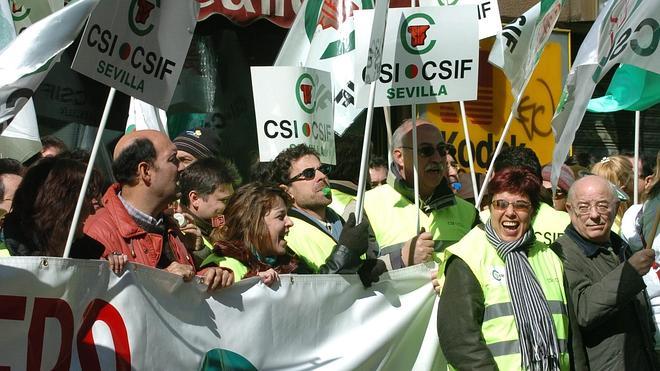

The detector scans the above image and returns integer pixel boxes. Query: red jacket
[84,183,196,271]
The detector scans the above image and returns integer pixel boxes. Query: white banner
[354,6,479,108]
[417,0,501,39]
[71,0,198,109]
[252,66,336,164]
[550,0,660,190]
[0,257,442,370]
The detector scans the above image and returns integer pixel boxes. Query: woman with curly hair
[202,182,313,285]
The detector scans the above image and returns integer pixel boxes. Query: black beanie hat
[172,127,222,160]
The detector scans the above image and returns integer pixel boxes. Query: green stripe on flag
[587,64,660,112]
[320,30,355,59]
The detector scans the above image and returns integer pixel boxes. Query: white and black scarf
[485,220,561,371]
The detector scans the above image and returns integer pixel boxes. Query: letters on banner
[354,6,479,108]
[251,66,336,164]
[0,257,442,370]
[71,0,199,109]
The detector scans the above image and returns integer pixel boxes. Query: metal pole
[459,101,478,202]
[63,88,116,258]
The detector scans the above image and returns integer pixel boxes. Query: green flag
[587,64,660,112]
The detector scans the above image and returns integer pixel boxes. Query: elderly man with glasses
[269,144,385,285]
[552,175,659,370]
[364,118,479,269]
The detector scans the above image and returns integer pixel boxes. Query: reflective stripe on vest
[285,216,337,273]
[483,300,567,322]
[487,339,568,358]
[444,227,570,370]
[364,184,475,260]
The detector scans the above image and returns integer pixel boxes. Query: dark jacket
[552,225,658,371]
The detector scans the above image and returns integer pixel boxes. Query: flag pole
[384,106,393,166]
[412,104,421,233]
[475,108,516,208]
[476,74,533,207]
[634,110,640,204]
[355,83,377,224]
[459,101,478,203]
[63,88,116,258]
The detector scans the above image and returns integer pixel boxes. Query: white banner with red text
[0,257,443,370]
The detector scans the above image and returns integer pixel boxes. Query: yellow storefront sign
[426,39,565,173]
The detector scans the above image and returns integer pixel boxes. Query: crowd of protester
[0,119,658,370]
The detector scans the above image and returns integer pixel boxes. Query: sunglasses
[401,143,447,158]
[491,199,532,212]
[288,164,333,183]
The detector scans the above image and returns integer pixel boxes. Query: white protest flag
[0,0,40,161]
[416,0,501,39]
[125,97,168,134]
[10,0,64,34]
[275,0,373,135]
[0,258,443,370]
[0,0,99,126]
[488,0,563,105]
[550,0,660,190]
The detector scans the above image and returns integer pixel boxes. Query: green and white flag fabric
[488,0,564,105]
[275,0,373,135]
[0,0,40,161]
[587,64,660,112]
[0,0,98,126]
[551,0,660,191]
[126,97,168,134]
[10,0,64,34]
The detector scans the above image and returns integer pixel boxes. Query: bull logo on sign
[128,0,160,36]
[295,73,317,114]
[400,13,436,55]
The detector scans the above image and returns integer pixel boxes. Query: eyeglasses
[491,199,532,212]
[400,143,447,158]
[288,164,333,183]
[571,202,611,215]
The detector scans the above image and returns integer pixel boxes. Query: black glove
[358,259,387,287]
[338,213,369,256]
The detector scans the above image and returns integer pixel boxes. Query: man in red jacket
[84,130,232,290]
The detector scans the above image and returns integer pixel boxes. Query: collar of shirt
[292,207,343,241]
[564,223,626,260]
[118,192,164,233]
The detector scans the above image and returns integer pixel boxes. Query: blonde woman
[591,155,634,233]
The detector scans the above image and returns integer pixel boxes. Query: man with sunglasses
[364,119,479,269]
[552,175,658,370]
[270,145,384,283]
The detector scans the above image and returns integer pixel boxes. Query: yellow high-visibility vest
[441,227,570,370]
